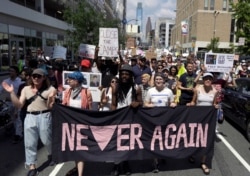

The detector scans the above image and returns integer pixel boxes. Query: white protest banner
[79,44,96,59]
[53,46,67,59]
[98,28,118,57]
[204,53,234,73]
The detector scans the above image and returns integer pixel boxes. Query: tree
[232,0,250,55]
[206,37,220,52]
[63,0,123,56]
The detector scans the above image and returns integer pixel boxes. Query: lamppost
[213,10,220,38]
[122,19,139,48]
[212,10,220,52]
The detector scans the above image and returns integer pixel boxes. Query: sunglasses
[32,74,42,79]
[111,80,117,83]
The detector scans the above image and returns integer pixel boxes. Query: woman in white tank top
[187,72,220,175]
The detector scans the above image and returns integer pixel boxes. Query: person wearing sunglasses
[99,76,118,111]
[1,68,57,176]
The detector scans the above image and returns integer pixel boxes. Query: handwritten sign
[204,53,234,73]
[145,50,157,60]
[79,44,96,59]
[98,28,118,57]
[53,46,67,60]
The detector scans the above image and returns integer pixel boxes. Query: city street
[0,75,250,176]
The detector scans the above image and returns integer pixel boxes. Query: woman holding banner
[62,71,92,176]
[144,72,176,173]
[187,72,219,175]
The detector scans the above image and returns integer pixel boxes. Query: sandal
[201,163,210,175]
[65,167,78,176]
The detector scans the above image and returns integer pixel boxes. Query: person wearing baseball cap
[81,59,92,72]
[1,67,57,176]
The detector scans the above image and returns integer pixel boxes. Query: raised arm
[2,81,25,109]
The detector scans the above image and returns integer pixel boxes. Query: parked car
[222,78,250,141]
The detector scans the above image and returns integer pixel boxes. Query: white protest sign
[53,46,67,59]
[62,71,102,102]
[98,28,119,57]
[204,53,234,73]
[79,44,96,59]
[43,46,54,59]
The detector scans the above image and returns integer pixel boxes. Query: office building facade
[0,0,125,69]
[155,18,175,49]
[171,0,238,56]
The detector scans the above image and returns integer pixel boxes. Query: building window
[204,0,208,10]
[228,0,233,12]
[210,0,215,10]
[223,0,227,11]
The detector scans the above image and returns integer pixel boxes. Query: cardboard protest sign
[204,53,234,73]
[145,50,157,60]
[126,37,136,49]
[52,46,67,60]
[98,28,119,57]
[79,44,96,59]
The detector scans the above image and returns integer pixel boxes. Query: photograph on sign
[79,44,96,59]
[98,28,119,57]
[204,53,234,72]
[88,73,102,102]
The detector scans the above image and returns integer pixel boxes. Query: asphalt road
[0,74,250,176]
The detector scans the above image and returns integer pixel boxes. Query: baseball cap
[81,59,91,68]
[202,72,214,79]
[32,68,46,76]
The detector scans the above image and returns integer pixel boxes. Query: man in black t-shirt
[178,62,197,105]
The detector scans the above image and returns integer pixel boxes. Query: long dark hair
[116,72,137,104]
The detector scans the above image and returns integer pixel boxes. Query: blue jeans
[24,112,52,166]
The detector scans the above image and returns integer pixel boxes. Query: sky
[126,0,177,29]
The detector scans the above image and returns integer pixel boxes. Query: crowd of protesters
[0,47,250,176]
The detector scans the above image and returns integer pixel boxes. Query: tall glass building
[136,2,143,35]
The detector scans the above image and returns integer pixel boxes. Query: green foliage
[206,37,220,52]
[232,0,250,55]
[63,0,123,54]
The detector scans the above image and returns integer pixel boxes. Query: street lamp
[212,11,220,52]
[213,10,220,38]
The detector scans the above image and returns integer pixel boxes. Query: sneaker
[66,167,78,176]
[111,164,120,176]
[122,161,131,175]
[152,159,159,173]
[26,168,38,176]
[47,155,57,166]
[12,135,22,144]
